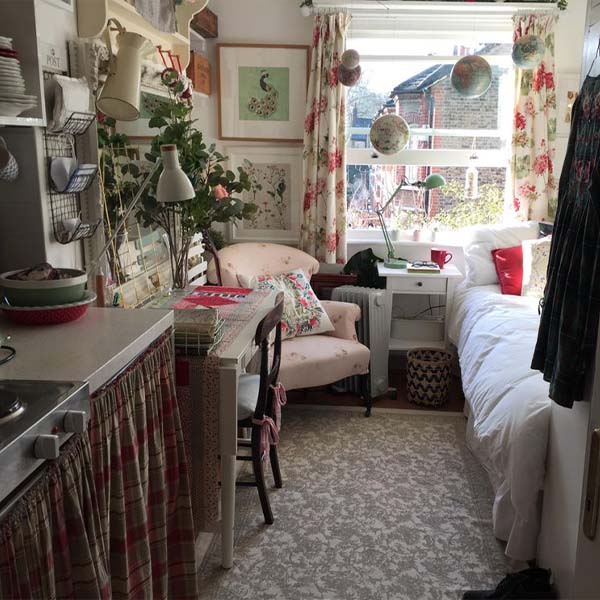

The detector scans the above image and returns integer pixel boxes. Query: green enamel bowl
[0,269,88,307]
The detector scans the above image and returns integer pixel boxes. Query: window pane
[347,164,505,231]
[346,43,513,151]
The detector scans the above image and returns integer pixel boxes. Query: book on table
[407,261,441,274]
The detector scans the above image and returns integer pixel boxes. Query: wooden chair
[236,293,285,524]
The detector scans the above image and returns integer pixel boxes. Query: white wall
[554,0,588,176]
[191,0,313,141]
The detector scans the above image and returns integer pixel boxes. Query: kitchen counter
[0,307,173,393]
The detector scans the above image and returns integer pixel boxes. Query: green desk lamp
[376,173,446,268]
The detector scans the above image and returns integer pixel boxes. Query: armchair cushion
[279,335,370,391]
[239,269,334,340]
[321,300,361,341]
[207,243,320,286]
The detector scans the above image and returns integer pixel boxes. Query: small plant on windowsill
[134,69,256,288]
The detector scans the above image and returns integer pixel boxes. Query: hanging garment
[531,75,600,408]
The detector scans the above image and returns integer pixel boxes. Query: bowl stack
[0,36,37,117]
[0,266,96,325]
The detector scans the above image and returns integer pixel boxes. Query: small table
[377,263,463,353]
[149,288,277,569]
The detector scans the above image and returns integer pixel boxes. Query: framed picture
[226,146,303,243]
[116,90,171,140]
[217,43,310,143]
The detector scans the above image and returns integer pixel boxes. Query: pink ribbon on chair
[252,415,279,462]
[271,382,287,431]
[251,382,287,461]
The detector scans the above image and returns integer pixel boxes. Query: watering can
[96,19,149,121]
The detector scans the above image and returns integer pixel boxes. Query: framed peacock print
[217,44,309,143]
[226,146,302,243]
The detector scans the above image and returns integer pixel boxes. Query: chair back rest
[207,243,320,286]
[253,292,284,420]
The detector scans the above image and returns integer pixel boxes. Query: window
[346,34,514,233]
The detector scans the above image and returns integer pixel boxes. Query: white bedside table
[377,262,463,353]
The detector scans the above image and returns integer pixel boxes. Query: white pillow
[522,237,552,298]
[239,268,334,340]
[463,221,540,287]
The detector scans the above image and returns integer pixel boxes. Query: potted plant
[135,70,256,288]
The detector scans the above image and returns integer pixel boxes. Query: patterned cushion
[521,236,552,298]
[239,269,334,340]
[278,334,370,391]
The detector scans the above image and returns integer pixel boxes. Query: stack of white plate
[0,36,37,117]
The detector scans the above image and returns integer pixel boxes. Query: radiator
[331,286,389,397]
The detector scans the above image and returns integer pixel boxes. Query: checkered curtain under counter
[0,435,111,599]
[89,332,197,599]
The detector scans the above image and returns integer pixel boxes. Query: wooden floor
[287,368,466,413]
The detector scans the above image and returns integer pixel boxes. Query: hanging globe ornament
[341,49,361,70]
[512,34,545,69]
[369,114,410,155]
[337,63,362,87]
[451,55,492,98]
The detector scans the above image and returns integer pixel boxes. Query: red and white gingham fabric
[90,332,197,600]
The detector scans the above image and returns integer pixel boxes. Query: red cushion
[492,245,523,295]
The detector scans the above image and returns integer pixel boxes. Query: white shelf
[76,0,208,70]
[0,115,45,128]
[389,338,446,352]
[0,0,47,127]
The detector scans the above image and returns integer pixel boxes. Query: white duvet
[448,284,551,561]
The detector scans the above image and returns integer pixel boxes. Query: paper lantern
[370,114,410,155]
[342,49,360,70]
[451,56,492,98]
[337,63,362,87]
[512,34,545,69]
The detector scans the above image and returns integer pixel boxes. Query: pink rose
[213,185,229,200]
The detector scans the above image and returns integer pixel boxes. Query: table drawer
[389,277,447,294]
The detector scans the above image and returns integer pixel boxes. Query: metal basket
[406,348,453,407]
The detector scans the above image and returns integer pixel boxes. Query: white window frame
[345,23,517,238]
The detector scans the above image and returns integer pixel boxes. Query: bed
[447,282,551,561]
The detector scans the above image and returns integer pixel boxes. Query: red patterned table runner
[175,289,271,533]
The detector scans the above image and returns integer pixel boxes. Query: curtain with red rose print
[301,13,350,264]
[511,13,558,221]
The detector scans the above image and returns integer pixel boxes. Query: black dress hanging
[531,75,600,408]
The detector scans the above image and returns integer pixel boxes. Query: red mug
[431,248,453,269]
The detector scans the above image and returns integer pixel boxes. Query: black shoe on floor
[462,568,557,599]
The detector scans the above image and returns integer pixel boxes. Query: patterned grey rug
[198,407,509,600]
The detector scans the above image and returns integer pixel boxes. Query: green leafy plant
[430,181,504,230]
[134,71,256,287]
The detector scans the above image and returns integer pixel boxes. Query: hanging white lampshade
[96,19,149,121]
[157,145,195,204]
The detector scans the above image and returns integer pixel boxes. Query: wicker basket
[406,348,453,407]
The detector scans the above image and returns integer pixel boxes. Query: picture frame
[226,146,303,243]
[217,43,310,143]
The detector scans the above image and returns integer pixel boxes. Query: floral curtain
[0,435,110,599]
[301,13,350,264]
[511,13,558,221]
[90,332,197,600]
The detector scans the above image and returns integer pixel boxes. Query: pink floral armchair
[207,243,372,414]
